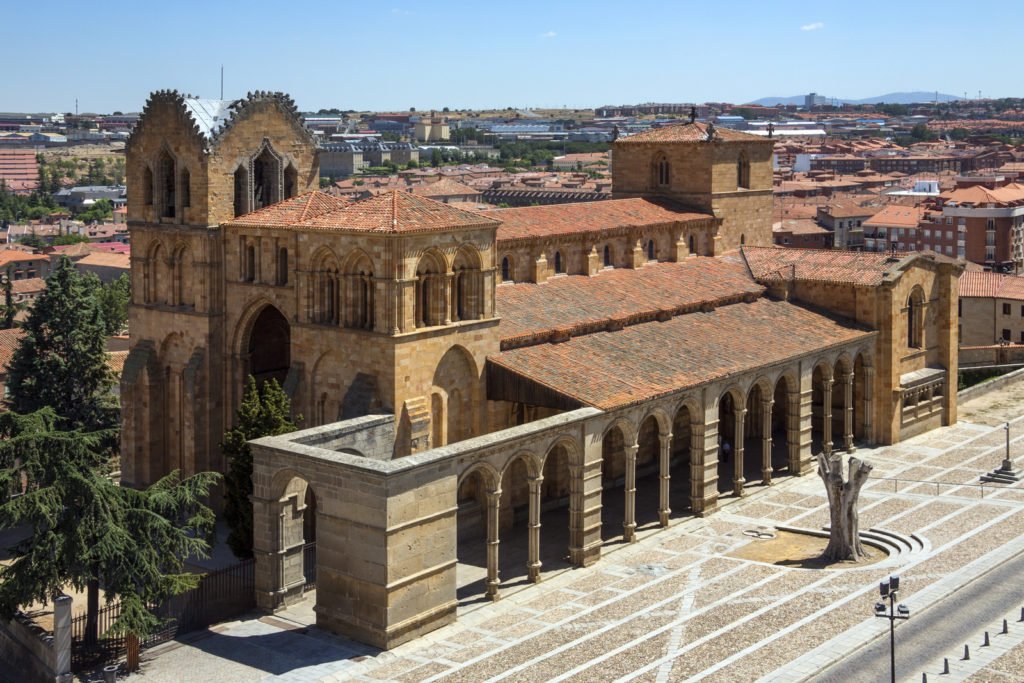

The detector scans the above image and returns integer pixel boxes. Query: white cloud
[540,31,557,39]
[800,21,824,31]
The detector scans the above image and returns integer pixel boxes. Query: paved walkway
[127,384,1024,683]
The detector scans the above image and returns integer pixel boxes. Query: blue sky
[3,1,1018,113]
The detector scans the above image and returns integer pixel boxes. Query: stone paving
[127,384,1024,683]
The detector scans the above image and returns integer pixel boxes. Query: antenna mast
[220,65,224,99]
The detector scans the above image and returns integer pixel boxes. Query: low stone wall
[0,596,71,683]
[292,414,395,460]
[959,344,1024,368]
[958,366,1024,403]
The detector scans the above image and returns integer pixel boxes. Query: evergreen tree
[1,268,16,330]
[5,257,116,431]
[223,377,299,558]
[0,409,218,642]
[98,273,131,336]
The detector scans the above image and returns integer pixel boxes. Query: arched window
[501,256,511,282]
[737,152,750,190]
[341,251,374,330]
[158,150,176,219]
[647,239,656,261]
[603,244,611,267]
[452,247,482,321]
[907,287,925,348]
[554,251,563,274]
[740,233,746,246]
[277,247,288,286]
[253,146,281,210]
[416,252,446,328]
[143,166,154,206]
[655,154,670,187]
[233,166,247,217]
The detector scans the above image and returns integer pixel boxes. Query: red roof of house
[485,198,713,242]
[959,271,1024,300]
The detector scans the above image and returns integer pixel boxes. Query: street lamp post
[874,574,910,683]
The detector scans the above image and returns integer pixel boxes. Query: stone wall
[0,597,71,683]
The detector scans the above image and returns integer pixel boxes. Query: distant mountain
[747,92,962,107]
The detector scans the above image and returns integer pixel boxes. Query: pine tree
[223,377,299,558]
[5,256,116,431]
[0,409,218,643]
[98,274,131,336]
[1,267,16,330]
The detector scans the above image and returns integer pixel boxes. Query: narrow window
[656,156,670,186]
[160,151,175,218]
[1003,303,1011,315]
[737,152,750,189]
[603,244,611,267]
[501,256,511,282]
[234,166,247,217]
[689,235,696,254]
[277,247,288,286]
[180,168,191,210]
[284,164,298,200]
[143,167,154,206]
[245,245,256,283]
[647,239,655,260]
[740,233,746,246]
[554,251,563,274]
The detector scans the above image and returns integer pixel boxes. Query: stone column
[658,431,672,527]
[623,444,638,542]
[733,407,747,496]
[53,594,71,679]
[568,463,585,566]
[822,376,834,456]
[415,277,425,328]
[842,371,855,452]
[693,419,717,516]
[253,493,306,611]
[486,488,501,600]
[793,382,810,474]
[863,364,874,443]
[761,397,773,485]
[444,273,454,324]
[527,475,543,582]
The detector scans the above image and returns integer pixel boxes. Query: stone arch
[416,249,447,328]
[853,351,870,440]
[452,245,484,321]
[432,345,479,445]
[458,461,500,493]
[670,399,697,514]
[907,285,926,349]
[171,243,195,308]
[771,372,797,475]
[811,361,835,455]
[242,303,291,388]
[602,416,638,448]
[253,141,284,210]
[340,248,375,330]
[310,246,341,325]
[144,240,168,305]
[716,386,744,495]
[737,150,751,189]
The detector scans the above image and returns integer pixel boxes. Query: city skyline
[2,0,1020,113]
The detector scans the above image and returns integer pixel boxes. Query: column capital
[625,444,639,458]
[486,489,502,504]
[527,475,545,488]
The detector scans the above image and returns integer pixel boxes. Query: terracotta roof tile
[486,198,713,242]
[302,190,500,233]
[408,178,480,198]
[616,121,768,144]
[229,191,350,227]
[740,246,910,286]
[863,205,926,229]
[490,298,872,410]
[960,271,1024,300]
[497,259,763,346]
[0,328,25,373]
[11,278,45,294]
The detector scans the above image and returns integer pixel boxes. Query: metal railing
[871,476,1017,498]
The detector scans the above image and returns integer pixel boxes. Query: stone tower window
[284,164,298,200]
[415,251,446,328]
[603,244,611,267]
[554,251,563,274]
[253,146,282,210]
[158,150,176,219]
[233,167,247,217]
[245,244,256,283]
[737,151,751,190]
[342,251,374,330]
[143,167,154,206]
[452,247,482,321]
[501,256,511,282]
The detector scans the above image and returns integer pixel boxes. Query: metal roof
[182,98,236,140]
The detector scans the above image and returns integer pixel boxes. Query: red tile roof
[740,246,910,286]
[485,198,713,242]
[11,278,46,295]
[959,271,1024,300]
[616,121,768,144]
[497,259,763,346]
[231,190,499,234]
[0,251,49,267]
[408,178,480,198]
[0,328,25,374]
[863,205,926,229]
[490,298,872,410]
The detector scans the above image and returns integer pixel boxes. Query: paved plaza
[127,380,1024,683]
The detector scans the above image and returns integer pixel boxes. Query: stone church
[121,90,960,649]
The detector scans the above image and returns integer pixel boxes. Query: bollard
[963,644,970,660]
[1020,607,1024,622]
[942,657,950,674]
[983,631,990,646]
[922,674,927,683]
[1003,618,1009,634]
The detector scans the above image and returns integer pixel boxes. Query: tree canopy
[0,409,218,639]
[5,256,117,432]
[223,377,300,558]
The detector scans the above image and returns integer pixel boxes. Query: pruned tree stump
[817,452,873,562]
